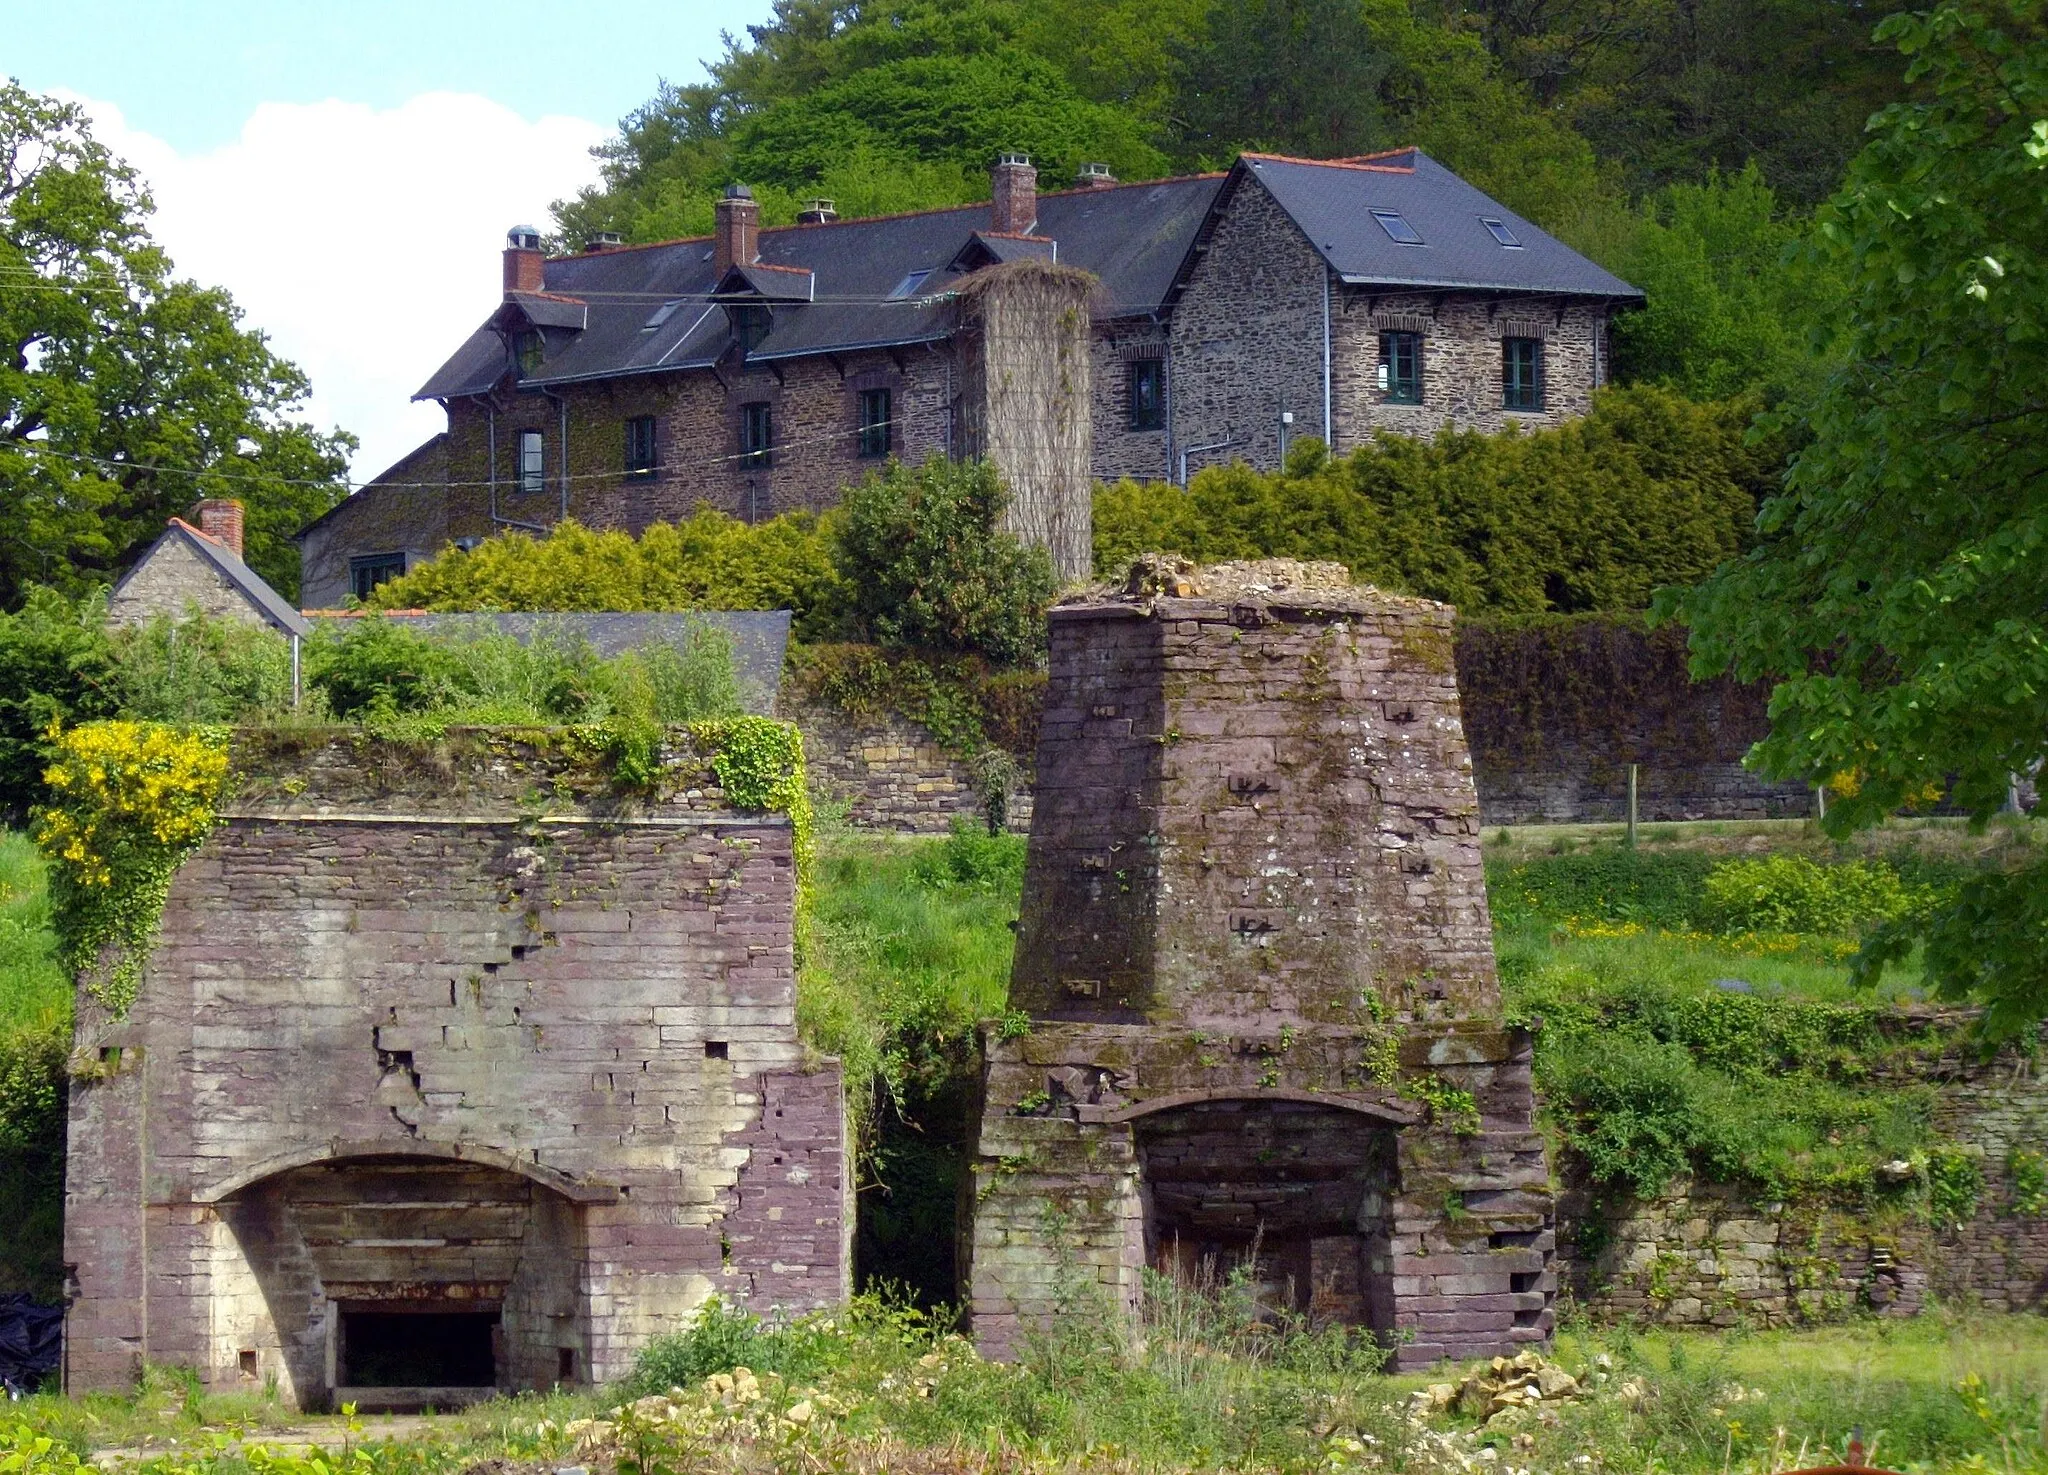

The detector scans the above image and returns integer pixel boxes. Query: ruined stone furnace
[965,562,1554,1367]
[63,733,846,1408]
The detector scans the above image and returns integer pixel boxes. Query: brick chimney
[1075,162,1117,190]
[503,224,544,295]
[991,153,1037,234]
[190,499,245,560]
[714,185,760,274]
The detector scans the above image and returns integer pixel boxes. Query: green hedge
[1094,385,1777,615]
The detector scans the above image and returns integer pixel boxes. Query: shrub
[0,590,119,825]
[306,616,740,727]
[366,510,844,639]
[1093,385,1773,614]
[1700,855,1921,936]
[109,611,295,724]
[835,457,1057,663]
[908,817,1027,894]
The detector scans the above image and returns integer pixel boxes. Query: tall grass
[0,832,68,1297]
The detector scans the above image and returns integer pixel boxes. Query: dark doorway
[339,1309,498,1387]
[1135,1100,1397,1328]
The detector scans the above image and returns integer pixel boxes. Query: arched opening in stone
[1134,1099,1398,1330]
[217,1156,587,1410]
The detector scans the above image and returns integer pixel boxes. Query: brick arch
[194,1138,619,1205]
[1085,1086,1422,1127]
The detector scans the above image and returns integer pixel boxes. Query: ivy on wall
[34,721,230,1019]
[1455,614,1770,770]
[787,643,1045,764]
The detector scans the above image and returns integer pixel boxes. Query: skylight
[1482,217,1523,248]
[641,300,684,331]
[1371,210,1424,245]
[888,268,934,300]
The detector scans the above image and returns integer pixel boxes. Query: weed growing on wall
[33,722,230,1019]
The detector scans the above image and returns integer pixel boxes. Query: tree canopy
[0,83,349,604]
[1667,0,2048,1033]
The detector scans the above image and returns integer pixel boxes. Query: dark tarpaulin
[0,1295,61,1394]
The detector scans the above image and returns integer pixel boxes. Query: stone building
[108,499,310,641]
[63,730,845,1408]
[964,561,1553,1368]
[297,435,449,610]
[304,151,1637,585]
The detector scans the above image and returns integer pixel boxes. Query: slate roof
[416,175,1225,400]
[112,520,313,639]
[1239,150,1643,299]
[302,610,791,715]
[416,151,1637,401]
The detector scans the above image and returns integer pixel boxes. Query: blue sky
[8,0,775,483]
[8,0,769,150]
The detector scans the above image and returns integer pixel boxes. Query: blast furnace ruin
[63,730,845,1408]
[965,560,1554,1367]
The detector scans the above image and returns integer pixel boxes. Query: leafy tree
[0,84,351,603]
[1097,385,1770,612]
[1435,0,1914,203]
[1592,165,1850,402]
[0,588,118,824]
[835,456,1056,663]
[1667,0,2048,1034]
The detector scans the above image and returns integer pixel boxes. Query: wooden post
[1626,763,1638,848]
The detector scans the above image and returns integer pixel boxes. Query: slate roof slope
[112,520,313,639]
[1241,150,1642,299]
[416,175,1224,400]
[302,610,791,715]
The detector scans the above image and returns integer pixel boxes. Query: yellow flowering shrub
[34,721,230,1017]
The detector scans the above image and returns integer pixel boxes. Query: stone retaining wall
[1562,1024,2048,1325]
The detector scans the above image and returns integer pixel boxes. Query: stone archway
[216,1154,588,1410]
[1132,1098,1399,1331]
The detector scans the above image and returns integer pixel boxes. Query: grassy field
[11,1302,2048,1474]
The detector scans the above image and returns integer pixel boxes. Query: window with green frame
[1378,331,1422,404]
[1502,337,1545,411]
[856,387,893,458]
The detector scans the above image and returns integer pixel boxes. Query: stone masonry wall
[107,535,274,631]
[778,696,1033,834]
[441,344,955,540]
[1168,173,1329,477]
[63,730,847,1407]
[300,436,450,610]
[1563,1021,2048,1325]
[1329,293,1606,444]
[967,566,1555,1370]
[791,617,1810,835]
[1091,321,1172,484]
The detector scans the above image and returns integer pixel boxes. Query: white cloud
[70,91,606,481]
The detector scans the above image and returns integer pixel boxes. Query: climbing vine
[34,721,231,1018]
[690,716,814,904]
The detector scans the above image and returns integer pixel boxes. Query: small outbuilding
[108,499,311,640]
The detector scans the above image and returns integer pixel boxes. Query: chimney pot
[190,499,245,561]
[582,230,624,252]
[1076,162,1117,190]
[796,198,838,225]
[990,152,1038,235]
[714,184,760,275]
[503,224,545,296]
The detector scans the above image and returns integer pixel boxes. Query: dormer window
[1371,210,1424,245]
[1482,217,1523,247]
[512,327,543,373]
[734,303,771,355]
